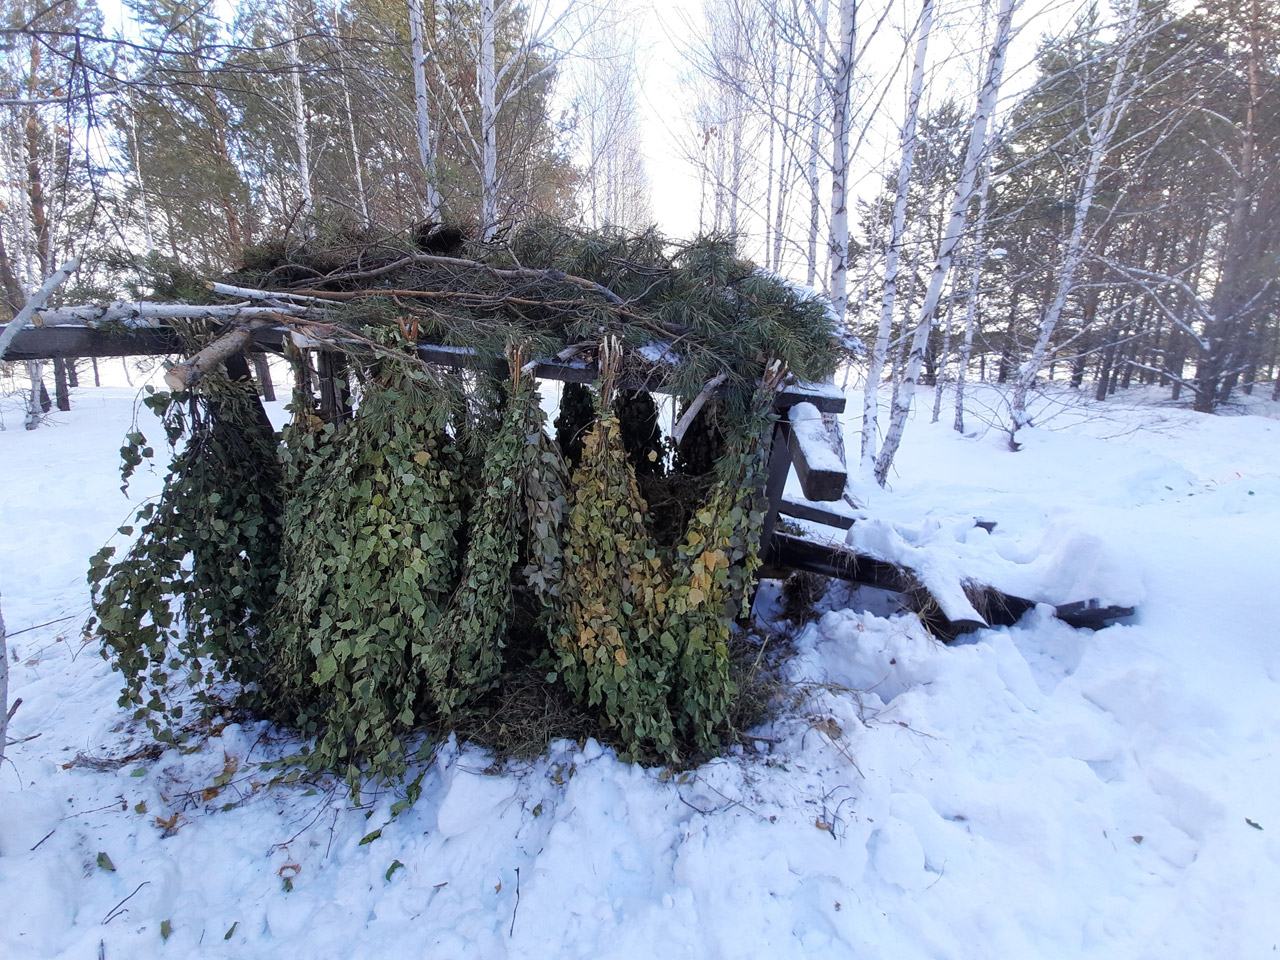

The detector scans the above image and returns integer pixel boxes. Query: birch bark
[954,167,991,433]
[804,0,829,289]
[827,0,857,325]
[874,0,1016,485]
[860,0,935,476]
[408,0,442,219]
[1007,0,1141,443]
[479,0,499,240]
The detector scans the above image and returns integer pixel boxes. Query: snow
[636,341,680,365]
[3,382,1280,958]
[788,401,846,475]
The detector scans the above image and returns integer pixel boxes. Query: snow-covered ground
[2,381,1278,959]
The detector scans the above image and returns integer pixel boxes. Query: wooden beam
[1,323,847,415]
[787,427,846,502]
[764,532,1134,638]
[758,420,794,552]
[778,498,855,530]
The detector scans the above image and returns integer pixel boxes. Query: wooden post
[251,354,276,402]
[53,358,71,411]
[759,419,793,565]
[316,351,352,423]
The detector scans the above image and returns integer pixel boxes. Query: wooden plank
[758,420,794,552]
[764,532,1133,639]
[787,421,847,501]
[774,386,845,414]
[778,498,855,529]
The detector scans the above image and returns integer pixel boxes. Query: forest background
[0,0,1276,447]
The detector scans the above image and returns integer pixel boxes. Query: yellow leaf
[413,450,432,465]
[687,587,705,606]
[614,647,628,666]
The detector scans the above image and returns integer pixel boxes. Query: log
[1,320,848,417]
[0,256,80,360]
[164,322,268,392]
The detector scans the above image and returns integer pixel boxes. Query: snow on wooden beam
[763,531,1134,639]
[787,401,848,501]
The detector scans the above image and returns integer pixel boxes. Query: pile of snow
[845,512,1145,611]
[2,383,1279,958]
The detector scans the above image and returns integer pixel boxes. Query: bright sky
[93,0,1080,254]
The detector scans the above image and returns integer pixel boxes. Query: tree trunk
[286,24,314,238]
[252,354,276,402]
[955,169,991,433]
[932,286,955,422]
[862,0,934,474]
[805,0,829,289]
[53,357,70,411]
[827,0,857,326]
[873,0,1016,485]
[479,0,499,240]
[408,0,442,219]
[1008,0,1142,443]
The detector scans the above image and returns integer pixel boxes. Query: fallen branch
[298,251,626,305]
[205,281,336,305]
[671,373,728,444]
[164,318,278,392]
[0,256,80,359]
[19,301,305,329]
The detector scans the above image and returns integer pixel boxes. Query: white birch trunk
[25,361,42,430]
[1007,0,1141,444]
[827,0,857,324]
[874,0,1016,486]
[408,0,442,220]
[932,284,955,422]
[954,167,991,433]
[337,24,372,227]
[286,30,314,238]
[804,0,829,289]
[479,0,499,240]
[127,96,155,252]
[860,0,935,476]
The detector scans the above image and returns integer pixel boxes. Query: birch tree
[1006,0,1143,446]
[426,0,586,240]
[952,165,991,433]
[569,4,650,229]
[873,0,1017,485]
[860,0,936,476]
[826,0,857,325]
[408,0,442,219]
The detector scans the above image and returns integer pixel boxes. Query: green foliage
[267,361,467,785]
[552,381,774,759]
[89,378,282,738]
[425,373,564,714]
[90,290,799,781]
[660,398,774,751]
[555,411,677,756]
